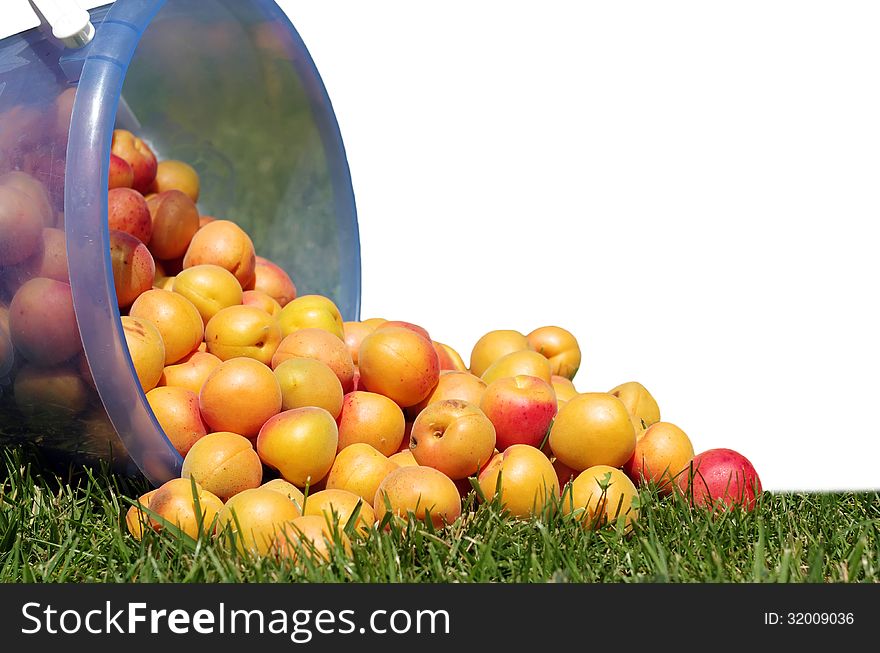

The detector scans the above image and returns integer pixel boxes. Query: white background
[277,1,880,492]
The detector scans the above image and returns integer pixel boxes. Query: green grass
[1,447,878,583]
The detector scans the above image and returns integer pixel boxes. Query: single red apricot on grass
[676,448,762,511]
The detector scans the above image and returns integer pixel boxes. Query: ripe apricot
[205,305,281,366]
[549,393,636,471]
[624,421,694,493]
[374,466,462,528]
[159,350,221,395]
[151,159,200,202]
[172,264,243,324]
[271,328,355,393]
[336,391,406,456]
[121,315,165,392]
[526,326,581,380]
[303,488,376,536]
[181,431,263,501]
[469,330,531,378]
[609,381,661,427]
[199,357,281,438]
[183,220,257,289]
[146,190,200,260]
[218,487,301,556]
[145,386,207,456]
[277,294,344,339]
[478,445,560,518]
[325,443,399,507]
[257,407,339,488]
[254,256,297,307]
[563,465,639,531]
[358,326,440,408]
[129,289,203,364]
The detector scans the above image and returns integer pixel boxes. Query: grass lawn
[1,447,878,583]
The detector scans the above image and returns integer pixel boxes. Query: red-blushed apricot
[205,305,281,366]
[548,393,636,472]
[0,185,43,266]
[260,478,305,511]
[433,341,467,371]
[145,478,224,539]
[183,220,256,290]
[277,294,344,339]
[257,407,339,488]
[125,489,159,541]
[181,431,263,501]
[111,129,158,193]
[609,381,661,427]
[407,370,487,420]
[150,159,200,202]
[3,227,69,290]
[110,229,156,308]
[325,443,399,507]
[342,320,379,366]
[254,256,297,307]
[273,356,343,417]
[145,190,200,260]
[13,364,89,425]
[129,289,203,364]
[373,466,462,528]
[478,445,560,519]
[109,153,134,189]
[145,386,207,456]
[526,326,582,380]
[551,375,579,403]
[9,278,81,366]
[108,187,152,244]
[389,449,418,468]
[480,375,557,451]
[242,289,282,317]
[172,264,243,324]
[159,350,221,395]
[410,400,497,480]
[199,357,282,438]
[358,326,440,408]
[469,330,531,378]
[563,465,639,532]
[121,315,165,392]
[303,488,376,536]
[271,328,355,393]
[375,320,431,341]
[675,448,762,512]
[623,421,694,493]
[217,487,302,556]
[481,350,552,385]
[336,391,406,456]
[271,515,352,562]
[0,171,54,227]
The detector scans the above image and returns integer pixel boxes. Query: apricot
[151,159,200,202]
[145,386,207,456]
[9,278,81,366]
[159,350,221,395]
[551,375,579,403]
[183,220,256,290]
[108,187,152,244]
[121,315,166,392]
[272,515,352,562]
[563,465,639,531]
[145,190,200,260]
[303,488,376,536]
[181,431,263,501]
[1,171,54,227]
[257,407,339,488]
[389,449,418,468]
[277,294,344,339]
[271,328,355,393]
[675,448,762,511]
[260,478,305,511]
[129,289,203,364]
[376,320,431,341]
[469,329,531,378]
[172,264,243,324]
[205,305,281,366]
[408,370,487,419]
[410,400,497,480]
[146,478,224,539]
[548,393,636,471]
[254,256,297,307]
[199,357,282,438]
[4,227,69,289]
[110,129,157,193]
[480,375,557,451]
[526,326,581,380]
[325,443,399,507]
[0,185,45,266]
[478,445,560,519]
[373,466,462,528]
[609,381,661,427]
[623,421,694,493]
[110,229,155,308]
[342,320,378,366]
[217,487,301,556]
[125,489,158,541]
[434,341,467,371]
[109,153,134,189]
[358,326,440,408]
[481,349,552,385]
[242,289,282,317]
[273,356,343,417]
[336,391,406,456]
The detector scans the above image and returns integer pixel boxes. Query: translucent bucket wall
[0,0,360,485]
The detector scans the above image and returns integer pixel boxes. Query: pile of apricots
[1,123,763,563]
